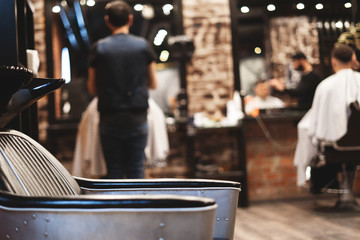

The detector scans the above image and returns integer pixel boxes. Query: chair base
[314,199,360,213]
[334,199,360,211]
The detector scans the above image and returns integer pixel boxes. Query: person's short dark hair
[331,44,354,64]
[105,1,132,27]
[254,79,267,87]
[291,51,307,60]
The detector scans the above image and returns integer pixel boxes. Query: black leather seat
[315,101,360,210]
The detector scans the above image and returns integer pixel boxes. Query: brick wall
[30,0,48,142]
[243,117,311,201]
[182,0,234,119]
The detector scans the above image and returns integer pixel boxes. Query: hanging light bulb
[296,3,305,10]
[240,6,250,14]
[267,4,276,12]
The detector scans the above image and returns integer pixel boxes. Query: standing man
[87,0,157,179]
[271,52,322,111]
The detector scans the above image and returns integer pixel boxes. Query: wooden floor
[234,197,360,240]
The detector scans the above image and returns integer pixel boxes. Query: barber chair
[0,66,240,239]
[75,177,240,240]
[314,101,360,211]
[0,66,217,240]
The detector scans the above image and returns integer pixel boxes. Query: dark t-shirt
[89,33,156,125]
[285,70,322,111]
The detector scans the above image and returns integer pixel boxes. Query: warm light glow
[162,4,173,15]
[335,21,343,29]
[159,50,170,62]
[80,0,86,5]
[315,3,323,10]
[296,3,305,10]
[142,4,155,19]
[324,21,330,29]
[240,6,250,14]
[254,47,262,54]
[134,4,143,11]
[154,29,168,46]
[331,21,336,30]
[87,0,95,7]
[52,5,61,13]
[344,21,350,28]
[344,2,352,8]
[267,4,276,12]
[63,101,71,114]
[317,21,323,29]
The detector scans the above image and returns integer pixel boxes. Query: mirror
[230,0,358,112]
[46,0,182,122]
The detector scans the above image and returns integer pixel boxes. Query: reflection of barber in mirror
[245,79,284,116]
[270,52,322,111]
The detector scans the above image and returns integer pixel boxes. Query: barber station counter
[242,109,312,202]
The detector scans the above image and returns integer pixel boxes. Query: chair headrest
[0,65,65,128]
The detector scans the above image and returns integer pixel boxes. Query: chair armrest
[320,141,360,152]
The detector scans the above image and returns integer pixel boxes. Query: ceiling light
[344,2,352,8]
[254,47,262,54]
[267,4,276,12]
[142,4,155,19]
[344,21,350,28]
[159,50,170,62]
[86,0,95,7]
[162,4,173,15]
[134,4,143,11]
[240,6,250,14]
[324,21,330,29]
[315,3,323,10]
[335,21,343,29]
[52,5,61,13]
[296,3,305,10]
[154,29,168,46]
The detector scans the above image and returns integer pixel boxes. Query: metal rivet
[6,235,10,239]
[44,232,48,238]
[46,217,50,222]
[159,223,165,228]
[159,238,164,240]
[32,214,36,219]
[225,218,229,221]
[15,228,19,232]
[23,221,27,225]
[216,218,220,221]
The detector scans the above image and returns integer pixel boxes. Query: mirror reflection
[47,0,181,122]
[233,0,357,115]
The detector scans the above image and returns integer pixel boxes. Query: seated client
[294,44,360,187]
[245,79,284,115]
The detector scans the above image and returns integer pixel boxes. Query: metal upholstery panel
[77,177,240,240]
[0,130,80,196]
[0,202,216,240]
